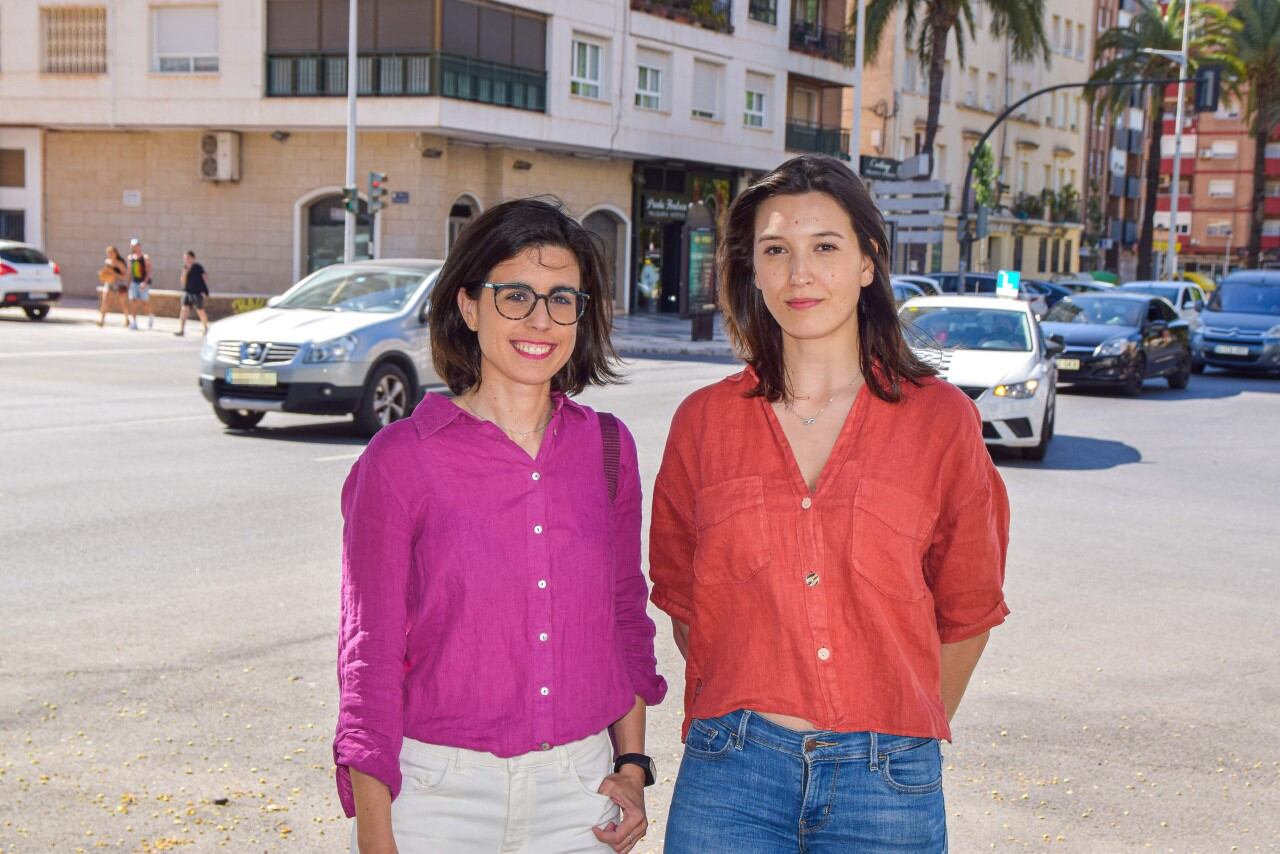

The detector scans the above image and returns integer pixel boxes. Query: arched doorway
[305,194,372,275]
[446,194,481,254]
[583,206,629,311]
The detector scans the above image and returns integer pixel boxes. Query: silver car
[199,259,443,435]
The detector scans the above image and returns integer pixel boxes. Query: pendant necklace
[784,376,858,426]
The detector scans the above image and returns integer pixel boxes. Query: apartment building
[884,0,1091,276]
[0,0,886,311]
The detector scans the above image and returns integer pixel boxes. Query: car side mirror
[1045,334,1066,356]
[266,295,283,308]
[1190,299,1204,311]
[418,302,430,324]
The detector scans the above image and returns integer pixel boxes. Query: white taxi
[900,294,1061,461]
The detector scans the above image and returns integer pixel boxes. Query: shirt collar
[412,390,583,439]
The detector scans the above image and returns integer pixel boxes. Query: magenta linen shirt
[333,392,667,817]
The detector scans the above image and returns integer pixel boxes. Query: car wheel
[23,306,49,321]
[1022,397,1054,462]
[354,363,410,437]
[1167,351,1192,390]
[1190,358,1206,374]
[1123,355,1146,397]
[213,405,265,430]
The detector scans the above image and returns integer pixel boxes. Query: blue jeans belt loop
[867,732,879,771]
[735,710,751,751]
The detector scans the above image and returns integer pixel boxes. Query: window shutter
[692,60,717,116]
[155,6,218,57]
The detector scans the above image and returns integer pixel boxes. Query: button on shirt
[650,368,1009,744]
[334,393,666,818]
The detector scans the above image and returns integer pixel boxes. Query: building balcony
[785,120,850,159]
[789,20,850,63]
[1160,155,1195,175]
[264,52,547,112]
[1263,235,1280,249]
[1266,196,1280,216]
[631,0,734,33]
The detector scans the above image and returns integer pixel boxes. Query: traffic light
[368,172,389,214]
[341,185,359,214]
[1194,65,1221,114]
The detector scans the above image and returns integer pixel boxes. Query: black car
[1190,270,1280,373]
[1040,293,1192,395]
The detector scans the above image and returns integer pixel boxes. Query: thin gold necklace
[783,376,858,426]
[460,396,553,438]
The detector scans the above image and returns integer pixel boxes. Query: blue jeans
[665,710,947,853]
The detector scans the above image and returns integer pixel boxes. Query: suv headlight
[1265,323,1280,340]
[305,334,358,363]
[993,379,1040,399]
[1094,338,1136,358]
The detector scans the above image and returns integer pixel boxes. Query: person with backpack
[125,238,155,330]
[335,198,665,854]
[175,250,210,337]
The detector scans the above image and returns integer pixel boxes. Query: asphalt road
[1,307,1277,853]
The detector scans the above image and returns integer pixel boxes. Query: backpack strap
[599,412,620,504]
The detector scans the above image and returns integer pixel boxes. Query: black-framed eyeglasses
[480,282,590,326]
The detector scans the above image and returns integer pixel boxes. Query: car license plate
[225,368,277,386]
[27,292,48,300]
[1213,344,1250,356]
[1057,358,1081,371]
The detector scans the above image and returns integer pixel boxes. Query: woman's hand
[592,767,648,853]
[351,768,398,854]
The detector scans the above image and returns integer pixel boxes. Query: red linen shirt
[334,393,666,818]
[649,368,1009,743]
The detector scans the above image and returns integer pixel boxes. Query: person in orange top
[650,154,1010,853]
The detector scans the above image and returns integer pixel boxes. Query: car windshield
[1208,282,1280,315]
[1122,284,1180,303]
[277,266,430,313]
[1044,297,1143,326]
[901,306,1033,352]
[0,246,49,264]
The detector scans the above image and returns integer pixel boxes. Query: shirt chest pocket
[849,478,938,601]
[692,476,770,585]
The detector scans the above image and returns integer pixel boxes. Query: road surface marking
[0,346,194,359]
[1,414,209,436]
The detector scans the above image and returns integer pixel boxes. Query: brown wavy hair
[718,154,934,403]
[429,197,622,396]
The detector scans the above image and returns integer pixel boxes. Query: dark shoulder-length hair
[719,154,934,403]
[429,196,622,396]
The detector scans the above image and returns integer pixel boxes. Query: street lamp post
[343,0,358,264]
[851,0,866,168]
[1142,2,1192,281]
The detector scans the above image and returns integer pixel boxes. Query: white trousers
[349,730,621,854]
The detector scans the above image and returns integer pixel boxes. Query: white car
[0,240,63,320]
[891,274,943,295]
[900,294,1060,461]
[1117,280,1207,323]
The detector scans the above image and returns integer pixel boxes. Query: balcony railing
[264,52,546,112]
[785,120,850,159]
[790,20,850,62]
[631,0,733,33]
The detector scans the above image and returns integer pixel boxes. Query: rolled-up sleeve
[649,401,699,626]
[333,455,414,818]
[611,421,667,706]
[924,405,1011,644]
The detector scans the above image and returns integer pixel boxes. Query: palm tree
[1089,0,1238,279]
[863,0,1050,171]
[1229,0,1280,268]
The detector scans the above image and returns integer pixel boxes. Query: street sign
[860,155,901,181]
[392,191,410,204]
[876,195,945,212]
[900,152,932,179]
[895,230,944,245]
[871,178,947,248]
[884,213,945,229]
[996,269,1021,298]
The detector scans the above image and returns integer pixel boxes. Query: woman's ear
[457,287,479,332]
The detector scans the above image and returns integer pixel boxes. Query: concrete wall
[43,129,631,298]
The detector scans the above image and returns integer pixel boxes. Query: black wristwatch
[613,753,656,786]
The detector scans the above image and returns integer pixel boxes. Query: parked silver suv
[199,259,443,435]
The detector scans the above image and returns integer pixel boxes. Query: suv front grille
[213,379,289,401]
[1201,326,1263,343]
[215,341,301,365]
[956,385,986,400]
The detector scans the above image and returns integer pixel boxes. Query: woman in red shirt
[650,155,1010,852]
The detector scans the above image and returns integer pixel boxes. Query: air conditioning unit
[199,131,240,182]
[1199,148,1214,159]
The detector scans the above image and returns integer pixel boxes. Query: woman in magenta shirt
[335,198,666,854]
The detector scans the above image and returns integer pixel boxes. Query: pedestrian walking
[96,245,130,328]
[125,238,154,330]
[650,154,1011,853]
[335,198,665,854]
[175,250,210,337]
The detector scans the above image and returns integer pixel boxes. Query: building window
[1064,20,1073,57]
[1076,23,1085,59]
[635,62,662,110]
[152,5,219,73]
[1207,220,1233,237]
[744,72,769,128]
[1208,179,1235,198]
[1266,180,1280,197]
[985,72,997,111]
[0,210,24,242]
[1209,139,1238,159]
[965,67,978,107]
[1263,219,1280,237]
[1051,15,1061,53]
[447,195,480,253]
[748,0,776,24]
[570,37,604,99]
[692,59,721,120]
[41,6,107,73]
[0,149,24,188]
[903,51,917,94]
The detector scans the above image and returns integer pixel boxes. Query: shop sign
[644,194,689,222]
[686,227,717,314]
[860,156,902,181]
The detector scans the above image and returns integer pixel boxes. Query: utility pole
[343,0,358,264]
[851,0,866,169]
